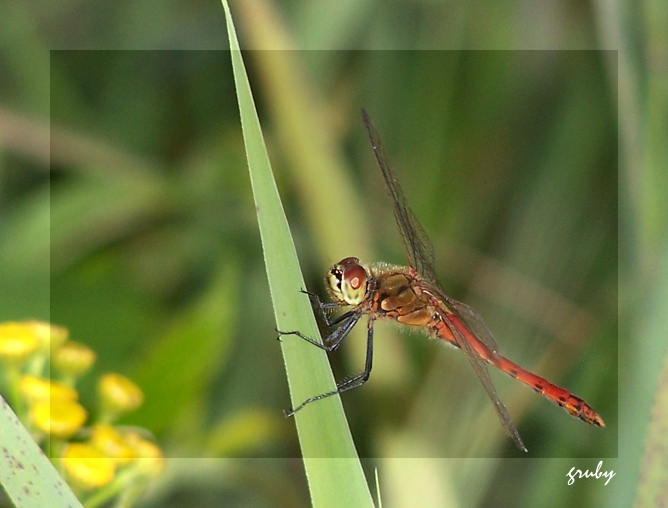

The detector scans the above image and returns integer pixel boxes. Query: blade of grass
[634,350,668,506]
[0,395,83,508]
[221,2,374,507]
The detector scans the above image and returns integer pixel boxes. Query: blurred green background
[1,0,665,507]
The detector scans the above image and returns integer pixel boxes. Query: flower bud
[20,375,78,404]
[53,341,96,378]
[62,443,116,490]
[98,373,144,419]
[27,320,69,352]
[31,399,87,439]
[0,322,39,365]
[125,432,166,477]
[90,424,135,465]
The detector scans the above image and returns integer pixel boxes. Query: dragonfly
[280,109,605,452]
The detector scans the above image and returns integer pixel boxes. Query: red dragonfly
[281,110,604,451]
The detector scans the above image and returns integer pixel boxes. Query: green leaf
[634,351,668,506]
[221,1,374,507]
[0,395,83,508]
[128,258,238,434]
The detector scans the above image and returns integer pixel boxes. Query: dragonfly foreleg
[277,311,362,352]
[284,317,375,417]
[301,289,342,327]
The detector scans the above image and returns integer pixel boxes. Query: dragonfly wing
[446,297,502,359]
[443,313,527,452]
[362,111,526,452]
[362,110,438,284]
[362,111,503,358]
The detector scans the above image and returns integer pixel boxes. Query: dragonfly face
[325,257,369,306]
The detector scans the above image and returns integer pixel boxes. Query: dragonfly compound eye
[340,261,368,306]
[325,258,368,306]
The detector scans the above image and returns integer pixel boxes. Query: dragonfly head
[326,257,368,306]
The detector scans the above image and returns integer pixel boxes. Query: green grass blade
[634,351,668,506]
[221,2,374,507]
[0,396,83,508]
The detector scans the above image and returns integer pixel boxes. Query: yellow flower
[62,443,116,490]
[31,399,87,439]
[20,375,78,404]
[124,432,166,477]
[0,322,39,365]
[53,341,96,378]
[98,373,144,418]
[90,424,135,465]
[26,320,69,351]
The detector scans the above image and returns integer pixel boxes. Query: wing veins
[362,110,437,283]
[444,315,527,452]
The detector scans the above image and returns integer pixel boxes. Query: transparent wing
[362,110,438,284]
[363,110,502,357]
[363,110,524,450]
[443,312,527,452]
[446,297,502,359]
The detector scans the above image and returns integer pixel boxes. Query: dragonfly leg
[301,289,342,327]
[284,317,375,417]
[275,291,341,343]
[277,310,361,352]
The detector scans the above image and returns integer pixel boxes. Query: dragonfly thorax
[325,257,369,306]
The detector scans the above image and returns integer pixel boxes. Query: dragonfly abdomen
[490,354,606,427]
[431,314,605,427]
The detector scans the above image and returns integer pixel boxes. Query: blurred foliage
[0,0,664,507]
